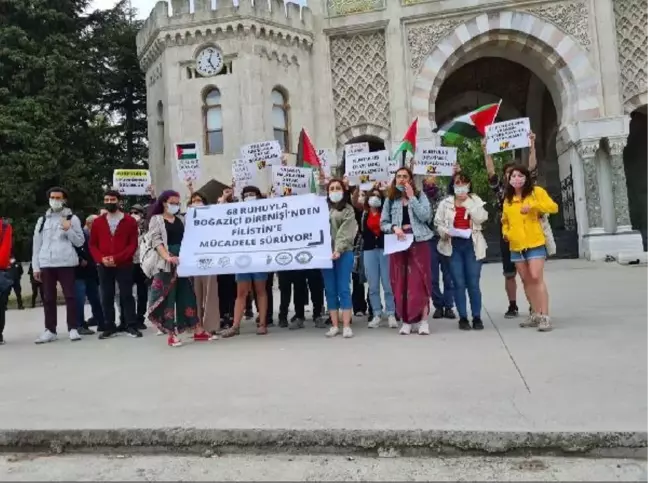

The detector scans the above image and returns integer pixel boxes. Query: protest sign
[240,140,283,166]
[344,142,369,157]
[272,165,312,196]
[232,158,259,199]
[316,149,334,177]
[345,150,389,190]
[112,169,151,196]
[485,117,531,154]
[413,143,457,176]
[177,194,333,276]
[175,142,201,181]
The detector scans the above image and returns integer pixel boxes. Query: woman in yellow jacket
[502,165,558,332]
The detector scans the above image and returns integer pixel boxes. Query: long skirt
[193,275,220,332]
[389,241,432,324]
[148,244,199,334]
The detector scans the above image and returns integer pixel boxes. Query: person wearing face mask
[361,187,397,329]
[127,204,149,330]
[220,186,270,338]
[322,179,357,338]
[434,172,488,331]
[32,187,86,344]
[144,190,213,346]
[215,187,237,329]
[381,167,434,335]
[89,190,141,339]
[349,188,370,319]
[484,133,537,318]
[8,256,24,310]
[187,189,221,335]
[502,166,558,332]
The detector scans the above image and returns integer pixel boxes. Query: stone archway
[411,11,601,135]
[623,106,648,250]
[337,123,390,176]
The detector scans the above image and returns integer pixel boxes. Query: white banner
[413,144,457,176]
[112,169,151,196]
[177,194,332,276]
[240,140,283,166]
[485,118,531,154]
[345,150,389,190]
[232,158,259,199]
[344,142,369,157]
[272,165,312,196]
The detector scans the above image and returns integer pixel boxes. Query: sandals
[220,326,240,338]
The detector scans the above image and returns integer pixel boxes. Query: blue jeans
[449,238,482,319]
[321,251,354,311]
[430,237,454,310]
[363,249,395,316]
[74,278,104,329]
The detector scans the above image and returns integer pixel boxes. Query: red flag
[394,118,418,158]
[298,128,320,168]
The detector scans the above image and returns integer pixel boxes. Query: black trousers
[31,282,43,308]
[352,273,368,314]
[0,286,9,336]
[119,264,148,325]
[98,265,136,330]
[11,281,22,308]
[279,270,324,320]
[217,274,235,318]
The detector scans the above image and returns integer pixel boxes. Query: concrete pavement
[0,260,645,454]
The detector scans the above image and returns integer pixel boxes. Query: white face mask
[49,199,64,211]
[191,202,203,208]
[167,204,180,215]
[368,196,382,208]
[329,192,343,203]
[454,185,470,196]
[245,195,257,201]
[131,214,141,221]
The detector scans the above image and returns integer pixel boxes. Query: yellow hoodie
[502,186,558,252]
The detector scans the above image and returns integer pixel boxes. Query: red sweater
[89,213,138,266]
[0,221,12,270]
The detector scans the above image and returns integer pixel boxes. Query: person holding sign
[143,190,214,347]
[220,186,270,338]
[322,179,358,339]
[502,166,558,332]
[381,167,434,335]
[359,186,397,329]
[434,172,489,331]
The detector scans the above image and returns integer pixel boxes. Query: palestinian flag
[176,143,198,160]
[393,118,418,159]
[434,101,501,142]
[296,128,320,193]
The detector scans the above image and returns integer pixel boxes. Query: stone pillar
[576,140,604,234]
[603,137,633,231]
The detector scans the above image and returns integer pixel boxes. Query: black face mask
[104,203,118,213]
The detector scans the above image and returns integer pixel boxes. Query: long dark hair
[150,190,180,216]
[387,167,419,201]
[241,185,264,200]
[504,165,534,203]
[363,188,384,211]
[326,178,351,211]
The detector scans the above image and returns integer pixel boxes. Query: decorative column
[576,140,604,234]
[605,137,633,232]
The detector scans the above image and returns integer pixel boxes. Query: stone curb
[0,429,646,457]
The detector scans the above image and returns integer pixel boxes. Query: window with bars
[271,88,290,153]
[203,88,223,154]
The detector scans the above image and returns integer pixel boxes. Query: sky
[90,0,158,19]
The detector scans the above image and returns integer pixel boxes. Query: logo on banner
[235,255,252,269]
[275,252,293,265]
[218,256,231,268]
[197,258,214,270]
[295,251,313,264]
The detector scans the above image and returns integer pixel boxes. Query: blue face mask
[396,185,405,192]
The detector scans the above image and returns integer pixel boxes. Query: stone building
[136,0,647,260]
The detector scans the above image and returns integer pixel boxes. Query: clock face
[195,46,224,77]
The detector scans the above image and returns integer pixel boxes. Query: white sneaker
[367,316,382,329]
[325,326,340,338]
[399,323,411,335]
[418,321,430,335]
[35,330,57,344]
[343,327,353,338]
[156,329,164,336]
[69,329,82,341]
[387,315,398,329]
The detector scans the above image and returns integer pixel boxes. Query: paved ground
[0,454,646,481]
[0,260,645,435]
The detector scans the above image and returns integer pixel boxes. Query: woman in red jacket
[0,219,14,344]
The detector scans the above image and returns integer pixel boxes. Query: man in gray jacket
[32,187,85,344]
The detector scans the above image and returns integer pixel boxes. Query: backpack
[37,213,73,233]
[139,231,157,279]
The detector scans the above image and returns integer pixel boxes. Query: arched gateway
[408,10,625,259]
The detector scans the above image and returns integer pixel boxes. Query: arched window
[272,88,290,152]
[204,88,223,154]
[157,101,166,165]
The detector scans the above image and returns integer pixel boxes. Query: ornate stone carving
[581,156,602,229]
[326,0,383,16]
[576,140,600,159]
[603,137,633,227]
[526,1,591,50]
[329,31,391,134]
[254,46,300,67]
[613,0,648,106]
[407,17,470,72]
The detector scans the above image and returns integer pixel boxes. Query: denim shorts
[510,245,547,263]
[235,272,268,283]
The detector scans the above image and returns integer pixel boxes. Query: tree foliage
[0,0,146,260]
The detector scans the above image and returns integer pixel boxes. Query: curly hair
[150,190,180,216]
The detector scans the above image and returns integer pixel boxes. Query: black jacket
[74,230,97,281]
[360,210,385,251]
